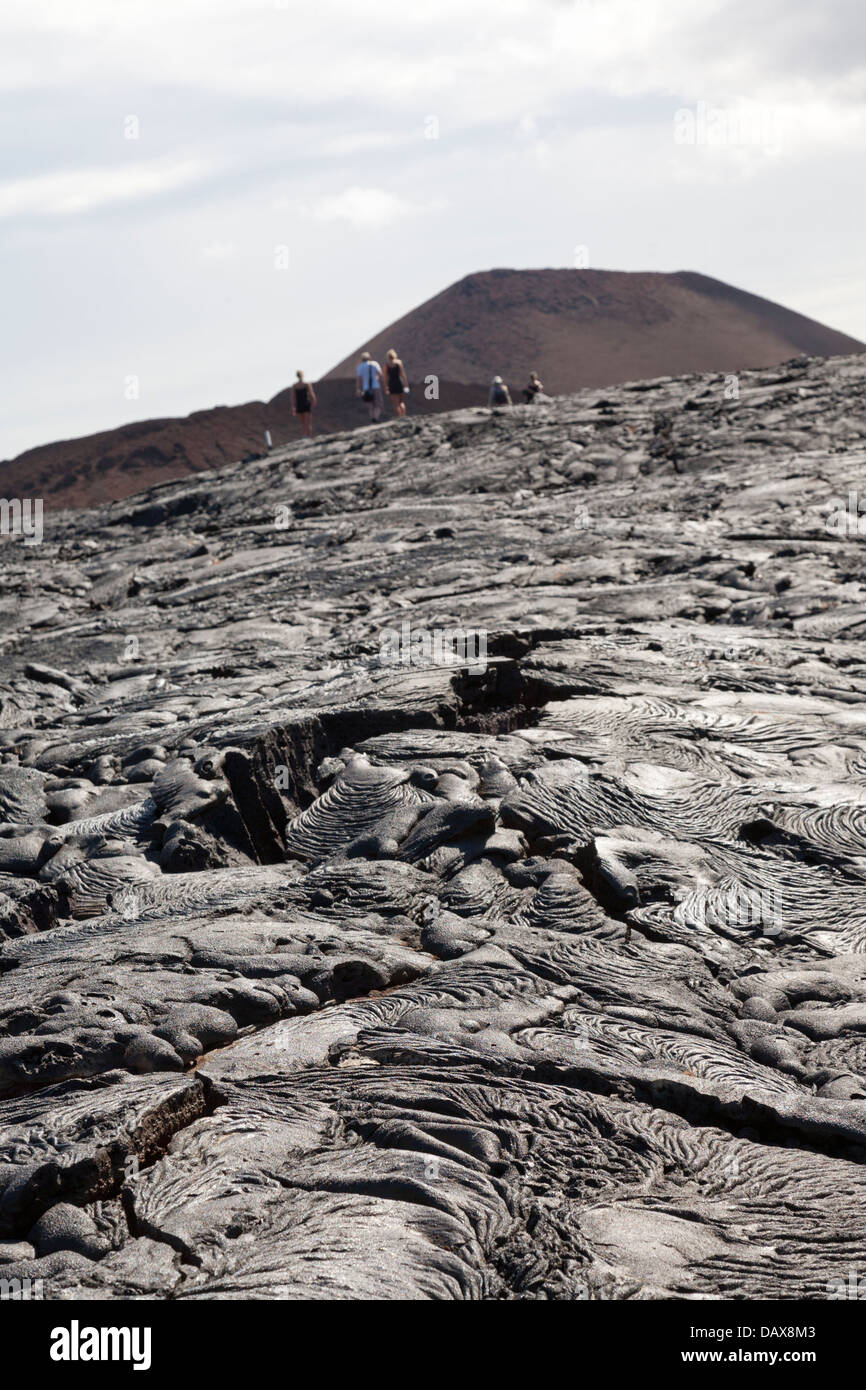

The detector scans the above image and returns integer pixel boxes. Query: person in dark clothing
[385,348,409,417]
[292,371,317,437]
[523,371,544,403]
[488,375,512,407]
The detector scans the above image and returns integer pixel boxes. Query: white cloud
[2,0,865,124]
[320,131,409,157]
[201,240,238,260]
[0,158,210,220]
[302,187,431,231]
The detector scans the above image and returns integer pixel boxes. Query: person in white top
[356,351,384,422]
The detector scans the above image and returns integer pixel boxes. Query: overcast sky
[1,0,864,460]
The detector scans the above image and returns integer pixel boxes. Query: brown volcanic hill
[4,267,862,512]
[324,268,865,390]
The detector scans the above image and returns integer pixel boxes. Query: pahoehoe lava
[3,353,866,1299]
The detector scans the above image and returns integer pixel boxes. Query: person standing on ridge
[356,351,384,422]
[488,375,512,408]
[291,371,317,438]
[522,371,544,403]
[385,349,409,417]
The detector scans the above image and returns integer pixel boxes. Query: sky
[1,0,865,460]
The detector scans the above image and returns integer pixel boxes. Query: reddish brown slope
[0,380,482,511]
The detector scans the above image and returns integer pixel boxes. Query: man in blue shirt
[356,352,384,422]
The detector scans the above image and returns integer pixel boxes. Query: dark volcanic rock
[3,352,866,1299]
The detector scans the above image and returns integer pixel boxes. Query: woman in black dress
[291,371,317,438]
[385,349,409,417]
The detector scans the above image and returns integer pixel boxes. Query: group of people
[356,349,409,422]
[488,371,545,407]
[288,355,546,437]
[289,349,409,436]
